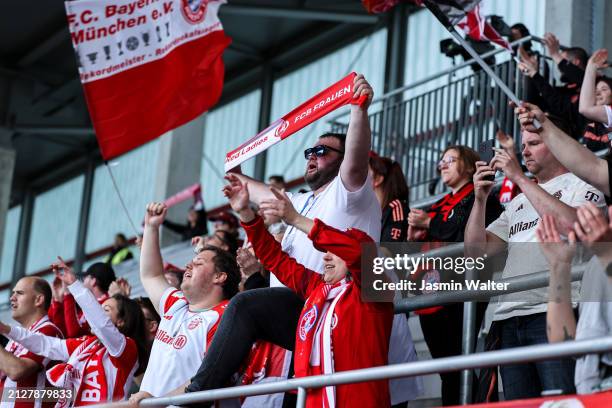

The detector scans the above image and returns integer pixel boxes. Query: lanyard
[284,192,318,249]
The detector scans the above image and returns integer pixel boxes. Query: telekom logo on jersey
[155,329,188,349]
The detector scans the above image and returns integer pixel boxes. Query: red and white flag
[362,1,511,50]
[65,0,231,160]
[224,72,366,172]
[457,4,511,51]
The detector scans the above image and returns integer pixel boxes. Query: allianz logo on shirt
[509,217,539,239]
[155,329,188,349]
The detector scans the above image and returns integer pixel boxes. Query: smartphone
[478,139,495,181]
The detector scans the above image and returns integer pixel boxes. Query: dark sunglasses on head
[303,145,345,160]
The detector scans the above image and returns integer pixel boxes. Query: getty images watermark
[359,242,510,302]
[370,252,509,292]
[360,242,612,304]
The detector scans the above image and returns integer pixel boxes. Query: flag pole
[105,162,141,238]
[423,0,541,127]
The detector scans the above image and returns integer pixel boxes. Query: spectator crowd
[2,24,612,408]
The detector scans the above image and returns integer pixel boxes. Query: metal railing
[102,243,597,408]
[94,35,606,408]
[329,35,555,201]
[105,336,612,408]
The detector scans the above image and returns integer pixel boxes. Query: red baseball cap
[209,211,239,229]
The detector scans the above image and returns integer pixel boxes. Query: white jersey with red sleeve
[139,288,228,396]
[0,316,63,408]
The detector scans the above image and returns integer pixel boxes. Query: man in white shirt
[129,202,240,404]
[465,122,606,400]
[185,74,420,406]
[0,277,63,408]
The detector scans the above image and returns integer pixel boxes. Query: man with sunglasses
[183,74,411,403]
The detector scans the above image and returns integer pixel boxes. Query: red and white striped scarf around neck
[295,278,350,407]
[47,336,108,408]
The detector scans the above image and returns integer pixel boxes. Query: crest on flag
[275,120,289,138]
[65,0,231,160]
[182,0,208,24]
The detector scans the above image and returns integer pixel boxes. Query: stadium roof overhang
[0,0,414,207]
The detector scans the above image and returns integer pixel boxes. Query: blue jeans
[498,312,576,400]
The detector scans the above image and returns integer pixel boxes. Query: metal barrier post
[296,387,307,408]
[459,266,477,405]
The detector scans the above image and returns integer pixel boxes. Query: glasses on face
[437,156,458,170]
[303,145,344,160]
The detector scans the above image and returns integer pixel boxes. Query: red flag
[65,0,231,160]
[457,4,512,50]
[362,0,403,13]
[224,72,366,172]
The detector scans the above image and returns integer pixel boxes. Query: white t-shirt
[271,174,381,286]
[486,172,606,320]
[140,288,227,396]
[575,256,612,394]
[603,105,612,128]
[274,174,422,403]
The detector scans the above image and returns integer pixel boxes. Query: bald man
[0,277,63,408]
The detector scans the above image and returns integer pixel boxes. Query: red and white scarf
[295,279,350,407]
[47,336,108,408]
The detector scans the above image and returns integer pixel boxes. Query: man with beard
[180,74,383,399]
[179,75,420,408]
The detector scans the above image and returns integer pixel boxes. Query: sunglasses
[304,145,344,160]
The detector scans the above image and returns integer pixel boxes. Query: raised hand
[353,73,374,109]
[51,277,66,302]
[51,256,76,286]
[542,33,561,61]
[108,278,132,297]
[191,236,205,253]
[587,48,609,71]
[536,214,577,265]
[259,187,299,225]
[144,202,167,228]
[515,102,547,133]
[223,173,250,213]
